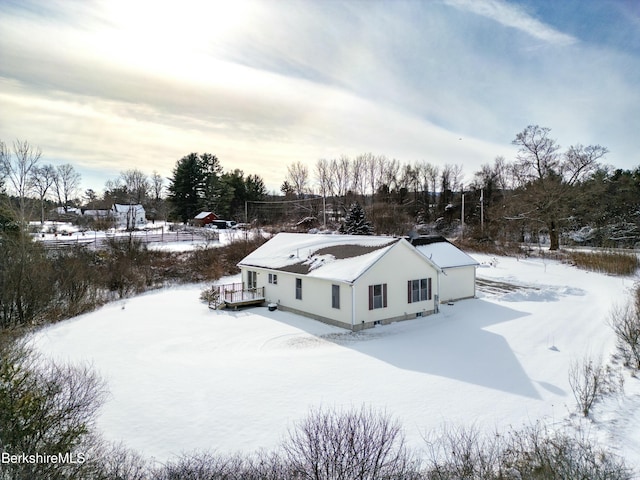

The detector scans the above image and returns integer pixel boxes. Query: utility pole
[480,188,484,233]
[322,195,326,229]
[461,185,465,241]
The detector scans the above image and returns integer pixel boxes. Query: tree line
[3,125,639,247]
[281,125,636,249]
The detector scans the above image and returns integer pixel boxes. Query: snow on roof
[113,204,144,212]
[415,241,479,268]
[194,211,214,219]
[239,233,399,282]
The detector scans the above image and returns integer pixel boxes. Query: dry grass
[567,250,640,276]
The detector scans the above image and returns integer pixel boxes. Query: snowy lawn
[32,254,640,466]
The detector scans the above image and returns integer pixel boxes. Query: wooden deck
[208,283,265,309]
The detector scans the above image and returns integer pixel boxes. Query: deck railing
[208,283,265,309]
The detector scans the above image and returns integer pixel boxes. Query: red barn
[191,211,218,227]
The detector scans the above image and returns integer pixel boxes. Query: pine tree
[342,202,373,235]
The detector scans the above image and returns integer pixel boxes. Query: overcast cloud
[1,0,638,192]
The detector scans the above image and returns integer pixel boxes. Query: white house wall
[354,241,438,327]
[241,267,354,326]
[440,266,476,302]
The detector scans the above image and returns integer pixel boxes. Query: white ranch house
[237,233,478,330]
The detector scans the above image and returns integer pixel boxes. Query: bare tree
[315,159,332,227]
[510,125,607,250]
[285,161,310,198]
[416,161,438,218]
[151,170,165,200]
[29,163,57,224]
[0,140,42,224]
[120,168,150,204]
[330,156,351,206]
[53,163,81,212]
[439,163,462,207]
[365,153,384,201]
[351,154,367,198]
[380,158,400,202]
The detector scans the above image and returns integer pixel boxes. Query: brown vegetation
[567,250,640,276]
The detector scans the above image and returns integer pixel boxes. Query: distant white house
[112,204,146,229]
[239,233,456,330]
[410,236,479,302]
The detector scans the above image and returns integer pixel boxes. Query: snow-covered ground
[32,253,640,467]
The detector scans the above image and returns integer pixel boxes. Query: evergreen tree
[167,153,222,222]
[342,202,373,235]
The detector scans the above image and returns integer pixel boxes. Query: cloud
[1,0,638,195]
[444,0,577,46]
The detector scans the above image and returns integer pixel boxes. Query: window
[295,278,302,300]
[368,283,387,310]
[407,278,432,303]
[332,284,340,309]
[247,271,257,290]
[268,273,278,285]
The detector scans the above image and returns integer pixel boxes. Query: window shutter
[428,278,432,300]
[368,285,374,310]
[383,284,388,308]
[407,280,412,303]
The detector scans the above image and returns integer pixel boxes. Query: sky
[1,0,639,194]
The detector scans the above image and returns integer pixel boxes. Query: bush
[282,405,419,480]
[610,292,640,369]
[100,236,151,298]
[150,450,296,480]
[0,232,54,328]
[502,424,632,480]
[0,340,107,480]
[423,422,633,480]
[568,250,640,276]
[568,356,623,417]
[423,424,502,480]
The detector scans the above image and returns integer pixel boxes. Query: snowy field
[32,253,640,467]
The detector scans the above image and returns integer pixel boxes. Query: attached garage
[410,236,479,303]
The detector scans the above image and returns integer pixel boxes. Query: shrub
[502,423,632,480]
[423,422,634,480]
[568,250,640,276]
[100,236,151,297]
[610,293,640,369]
[282,405,418,480]
[0,340,107,480]
[423,424,502,480]
[568,356,623,417]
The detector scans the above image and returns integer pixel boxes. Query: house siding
[354,241,438,327]
[440,265,476,302]
[242,267,355,326]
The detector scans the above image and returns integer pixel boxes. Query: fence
[37,228,218,250]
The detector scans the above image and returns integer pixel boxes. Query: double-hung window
[368,283,387,310]
[407,278,432,303]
